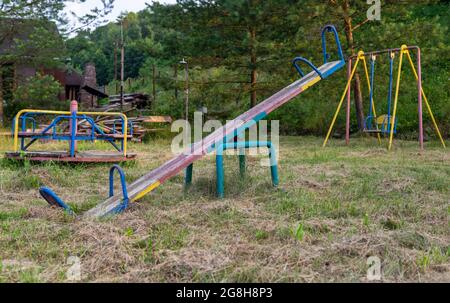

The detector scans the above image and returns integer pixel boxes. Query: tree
[322,0,447,132]
[61,0,449,136]
[11,73,62,116]
[0,0,115,126]
[323,0,386,131]
[152,0,303,109]
[66,11,162,86]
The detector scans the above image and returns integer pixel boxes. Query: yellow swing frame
[323,45,446,150]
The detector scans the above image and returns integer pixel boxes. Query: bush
[5,73,64,119]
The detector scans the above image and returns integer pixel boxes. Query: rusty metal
[5,151,137,163]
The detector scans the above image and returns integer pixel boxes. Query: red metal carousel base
[5,151,137,163]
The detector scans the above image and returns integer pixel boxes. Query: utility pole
[0,69,3,127]
[174,64,178,102]
[120,20,125,110]
[152,64,156,103]
[113,41,118,82]
[180,58,189,122]
[179,58,189,151]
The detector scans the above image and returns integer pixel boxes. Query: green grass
[0,135,448,282]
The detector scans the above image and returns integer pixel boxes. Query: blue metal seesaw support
[185,140,279,199]
[39,165,130,216]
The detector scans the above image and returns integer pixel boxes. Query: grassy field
[0,134,448,282]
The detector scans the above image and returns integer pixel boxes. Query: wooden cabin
[0,18,104,108]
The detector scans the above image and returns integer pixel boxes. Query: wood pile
[95,115,172,142]
[101,93,150,110]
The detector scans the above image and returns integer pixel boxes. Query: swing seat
[363,115,397,134]
[363,129,383,134]
[363,115,380,133]
[377,114,397,134]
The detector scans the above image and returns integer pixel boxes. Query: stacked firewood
[100,93,150,110]
[92,116,173,142]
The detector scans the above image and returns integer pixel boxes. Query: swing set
[323,45,446,150]
[363,52,397,135]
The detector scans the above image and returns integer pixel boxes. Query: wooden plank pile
[95,115,173,142]
[100,93,150,111]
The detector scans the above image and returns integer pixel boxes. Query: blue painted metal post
[215,141,278,198]
[185,163,193,187]
[20,116,26,150]
[17,114,37,151]
[237,133,246,178]
[69,101,78,157]
[387,52,394,133]
[268,143,279,187]
[70,111,76,157]
[369,57,376,118]
[364,56,376,131]
[109,165,130,214]
[216,153,225,199]
[120,116,125,152]
[239,153,246,178]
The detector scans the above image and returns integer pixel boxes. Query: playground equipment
[323,45,446,150]
[40,24,346,218]
[185,140,279,198]
[363,53,398,135]
[5,101,137,163]
[40,165,130,215]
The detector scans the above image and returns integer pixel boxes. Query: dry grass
[0,134,448,282]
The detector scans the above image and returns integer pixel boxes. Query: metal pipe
[323,54,361,147]
[215,141,278,198]
[120,21,125,109]
[349,46,420,60]
[13,109,128,156]
[185,163,193,187]
[388,46,406,150]
[416,48,424,150]
[109,165,129,214]
[345,58,352,145]
[69,100,78,157]
[387,52,395,133]
[404,50,446,148]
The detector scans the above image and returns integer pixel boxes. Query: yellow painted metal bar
[132,181,161,201]
[361,56,382,145]
[405,51,446,148]
[388,46,406,150]
[301,76,321,91]
[323,54,361,147]
[13,109,69,153]
[13,109,129,156]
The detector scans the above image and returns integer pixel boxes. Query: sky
[64,0,176,30]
